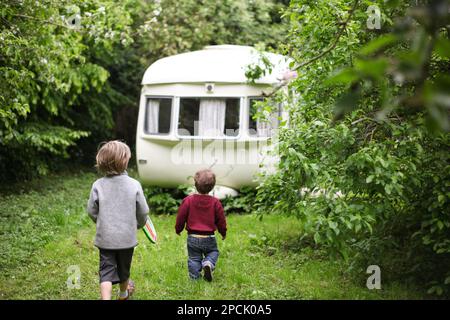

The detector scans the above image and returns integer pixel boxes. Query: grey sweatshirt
[86,172,149,249]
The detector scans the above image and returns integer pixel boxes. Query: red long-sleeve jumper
[175,194,227,238]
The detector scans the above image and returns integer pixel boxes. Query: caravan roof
[141,45,290,85]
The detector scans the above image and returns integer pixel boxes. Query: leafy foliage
[143,186,183,215]
[221,186,257,214]
[255,0,450,296]
[143,184,257,215]
[0,0,288,181]
[0,0,135,180]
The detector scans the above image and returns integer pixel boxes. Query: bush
[143,186,182,215]
[221,186,257,214]
[143,185,257,215]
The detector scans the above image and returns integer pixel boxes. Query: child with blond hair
[87,140,149,300]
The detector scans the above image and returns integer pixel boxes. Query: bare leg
[100,281,112,300]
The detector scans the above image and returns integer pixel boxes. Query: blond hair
[95,140,131,176]
[194,169,216,194]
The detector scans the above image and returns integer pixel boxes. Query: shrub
[255,0,450,296]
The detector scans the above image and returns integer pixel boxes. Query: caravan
[136,45,292,196]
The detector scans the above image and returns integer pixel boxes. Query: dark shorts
[98,248,134,284]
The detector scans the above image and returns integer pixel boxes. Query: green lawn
[0,170,424,300]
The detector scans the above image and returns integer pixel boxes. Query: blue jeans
[187,235,219,280]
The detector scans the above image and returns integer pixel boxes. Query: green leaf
[434,37,450,59]
[359,34,398,56]
[313,232,321,244]
[365,221,373,234]
[326,68,359,85]
[354,58,389,80]
[334,91,361,119]
[385,185,392,195]
[424,75,450,131]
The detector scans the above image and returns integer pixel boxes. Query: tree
[255,0,450,296]
[0,0,135,179]
[0,0,289,180]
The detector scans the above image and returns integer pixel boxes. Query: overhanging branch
[263,0,360,97]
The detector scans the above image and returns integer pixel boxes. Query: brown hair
[194,169,216,194]
[95,140,131,176]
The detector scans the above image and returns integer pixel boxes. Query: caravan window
[249,97,280,137]
[178,98,240,137]
[144,97,172,134]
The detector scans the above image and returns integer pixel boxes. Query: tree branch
[292,0,360,71]
[263,0,360,98]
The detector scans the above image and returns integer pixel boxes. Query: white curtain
[198,99,226,136]
[146,99,160,133]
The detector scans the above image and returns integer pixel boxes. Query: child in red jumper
[175,169,227,281]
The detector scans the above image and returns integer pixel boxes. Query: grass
[0,169,425,300]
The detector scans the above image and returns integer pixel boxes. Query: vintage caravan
[136,45,292,197]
